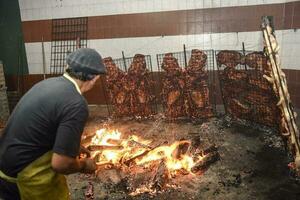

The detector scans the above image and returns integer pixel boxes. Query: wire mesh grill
[216,50,280,128]
[104,55,158,118]
[50,17,88,74]
[156,49,217,120]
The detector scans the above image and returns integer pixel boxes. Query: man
[0,48,106,200]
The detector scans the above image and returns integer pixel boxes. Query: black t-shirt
[0,76,88,177]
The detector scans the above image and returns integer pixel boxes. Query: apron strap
[0,170,17,183]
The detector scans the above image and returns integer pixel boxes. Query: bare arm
[51,153,96,175]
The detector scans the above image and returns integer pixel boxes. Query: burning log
[151,160,170,190]
[87,128,221,194]
[107,138,152,149]
[172,140,190,159]
[87,145,123,151]
[123,148,153,166]
[201,144,218,156]
[191,151,220,173]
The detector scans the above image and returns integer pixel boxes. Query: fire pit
[67,114,300,200]
[81,128,219,196]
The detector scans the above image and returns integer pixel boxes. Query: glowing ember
[89,128,206,174]
[85,128,219,195]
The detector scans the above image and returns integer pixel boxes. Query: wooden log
[151,160,170,191]
[172,140,190,159]
[123,149,151,166]
[107,138,152,149]
[122,143,163,166]
[191,151,220,173]
[87,145,123,151]
[127,140,152,149]
[201,145,218,156]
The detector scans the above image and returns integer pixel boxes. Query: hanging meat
[104,55,155,118]
[161,53,186,119]
[126,54,155,118]
[103,57,129,117]
[216,50,280,127]
[217,50,242,68]
[185,49,213,119]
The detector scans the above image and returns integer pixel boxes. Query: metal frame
[50,17,88,74]
[216,50,279,128]
[105,55,158,118]
[156,49,217,117]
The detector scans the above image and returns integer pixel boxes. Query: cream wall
[19,0,295,21]
[25,29,300,74]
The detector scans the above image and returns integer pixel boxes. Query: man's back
[0,76,88,177]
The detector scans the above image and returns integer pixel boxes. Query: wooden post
[261,16,300,171]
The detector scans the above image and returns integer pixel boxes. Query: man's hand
[80,158,97,174]
[80,145,91,158]
[52,153,96,175]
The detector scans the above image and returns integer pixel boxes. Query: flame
[90,128,203,174]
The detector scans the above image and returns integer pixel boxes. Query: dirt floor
[66,106,300,200]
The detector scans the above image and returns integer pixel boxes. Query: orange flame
[90,128,203,174]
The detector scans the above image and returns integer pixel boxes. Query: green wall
[0,0,28,75]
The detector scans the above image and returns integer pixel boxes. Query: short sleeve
[53,103,88,158]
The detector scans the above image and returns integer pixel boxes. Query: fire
[89,128,205,174]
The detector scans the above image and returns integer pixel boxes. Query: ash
[68,110,300,200]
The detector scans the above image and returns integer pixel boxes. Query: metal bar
[211,50,217,114]
[42,36,46,79]
[183,44,188,68]
[122,51,127,71]
[242,42,248,71]
[215,51,228,114]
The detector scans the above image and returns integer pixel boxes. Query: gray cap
[66,48,106,75]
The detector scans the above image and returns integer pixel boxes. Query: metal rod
[122,51,127,71]
[211,50,217,114]
[242,42,247,71]
[183,44,188,68]
[42,36,46,80]
[215,51,228,114]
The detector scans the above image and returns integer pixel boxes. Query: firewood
[128,140,152,149]
[171,140,190,159]
[191,151,220,173]
[201,144,218,156]
[107,138,152,149]
[87,145,123,151]
[151,160,170,190]
[123,149,151,166]
[123,143,162,166]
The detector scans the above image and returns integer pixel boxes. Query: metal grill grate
[216,50,280,128]
[156,49,217,119]
[50,17,88,74]
[105,55,158,118]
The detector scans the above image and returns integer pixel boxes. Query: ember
[84,128,219,194]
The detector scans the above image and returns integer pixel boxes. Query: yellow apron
[0,151,70,200]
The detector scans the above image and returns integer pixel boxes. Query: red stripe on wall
[22,1,300,43]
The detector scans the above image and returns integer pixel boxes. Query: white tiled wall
[25,29,300,74]
[19,0,294,21]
